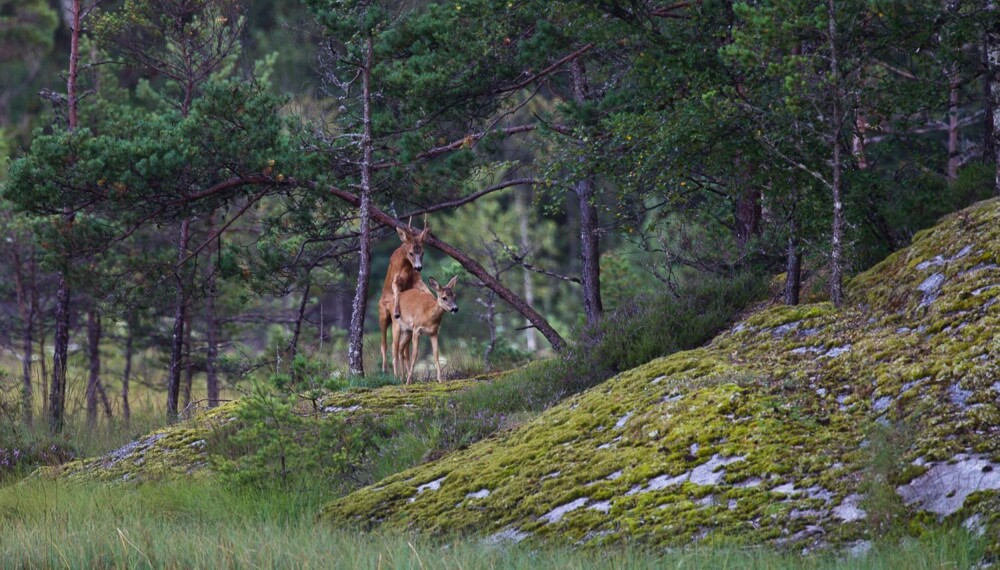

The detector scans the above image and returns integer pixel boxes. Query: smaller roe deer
[393,276,458,384]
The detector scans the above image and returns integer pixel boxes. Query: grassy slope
[321,199,1000,552]
[0,479,983,568]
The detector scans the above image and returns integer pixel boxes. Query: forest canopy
[1,0,998,431]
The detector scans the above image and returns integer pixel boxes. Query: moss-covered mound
[39,380,480,483]
[322,199,1000,551]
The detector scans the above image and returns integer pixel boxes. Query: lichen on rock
[321,199,1000,552]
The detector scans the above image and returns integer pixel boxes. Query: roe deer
[378,217,432,375]
[393,276,458,384]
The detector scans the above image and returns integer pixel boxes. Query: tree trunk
[989,0,1000,193]
[948,65,961,180]
[734,185,762,246]
[515,188,537,351]
[167,218,190,421]
[785,219,802,306]
[827,0,845,307]
[182,310,194,416]
[49,273,71,433]
[290,277,311,358]
[571,58,603,326]
[50,0,81,434]
[39,333,47,415]
[22,314,34,426]
[122,314,134,424]
[85,310,101,428]
[986,1,997,171]
[11,246,35,426]
[204,213,220,408]
[347,35,375,377]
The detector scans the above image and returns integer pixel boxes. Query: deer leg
[430,334,442,383]
[391,319,400,378]
[392,278,403,319]
[407,333,420,385]
[380,305,391,374]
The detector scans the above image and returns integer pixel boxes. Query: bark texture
[347,35,375,376]
[167,218,190,421]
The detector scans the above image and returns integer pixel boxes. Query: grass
[0,478,985,569]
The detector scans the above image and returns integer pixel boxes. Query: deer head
[428,276,459,314]
[396,216,431,271]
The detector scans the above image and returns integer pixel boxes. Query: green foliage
[212,377,358,489]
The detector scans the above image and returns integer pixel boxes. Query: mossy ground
[322,199,1000,552]
[36,379,483,483]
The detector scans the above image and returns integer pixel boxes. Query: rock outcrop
[322,199,1000,551]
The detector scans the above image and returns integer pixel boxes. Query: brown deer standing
[393,276,459,384]
[379,218,432,376]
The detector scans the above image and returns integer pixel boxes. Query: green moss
[322,198,1000,552]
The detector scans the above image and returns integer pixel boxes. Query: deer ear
[396,226,411,242]
[418,226,431,242]
[445,275,458,289]
[428,277,440,290]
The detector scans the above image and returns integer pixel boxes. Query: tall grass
[0,479,984,569]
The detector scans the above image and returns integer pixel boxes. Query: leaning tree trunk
[85,310,101,428]
[827,0,845,307]
[167,218,190,421]
[325,183,568,351]
[347,35,376,377]
[571,59,603,326]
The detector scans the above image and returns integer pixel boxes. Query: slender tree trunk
[205,285,219,409]
[12,247,34,426]
[948,65,961,180]
[853,113,868,170]
[122,314,134,424]
[205,213,220,408]
[22,318,34,426]
[50,0,82,433]
[85,310,101,428]
[290,277,311,357]
[182,311,194,415]
[482,291,497,372]
[515,188,537,351]
[827,0,845,307]
[987,1,998,172]
[989,0,1000,193]
[347,35,375,377]
[571,59,603,326]
[39,333,47,415]
[167,218,190,421]
[785,218,802,306]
